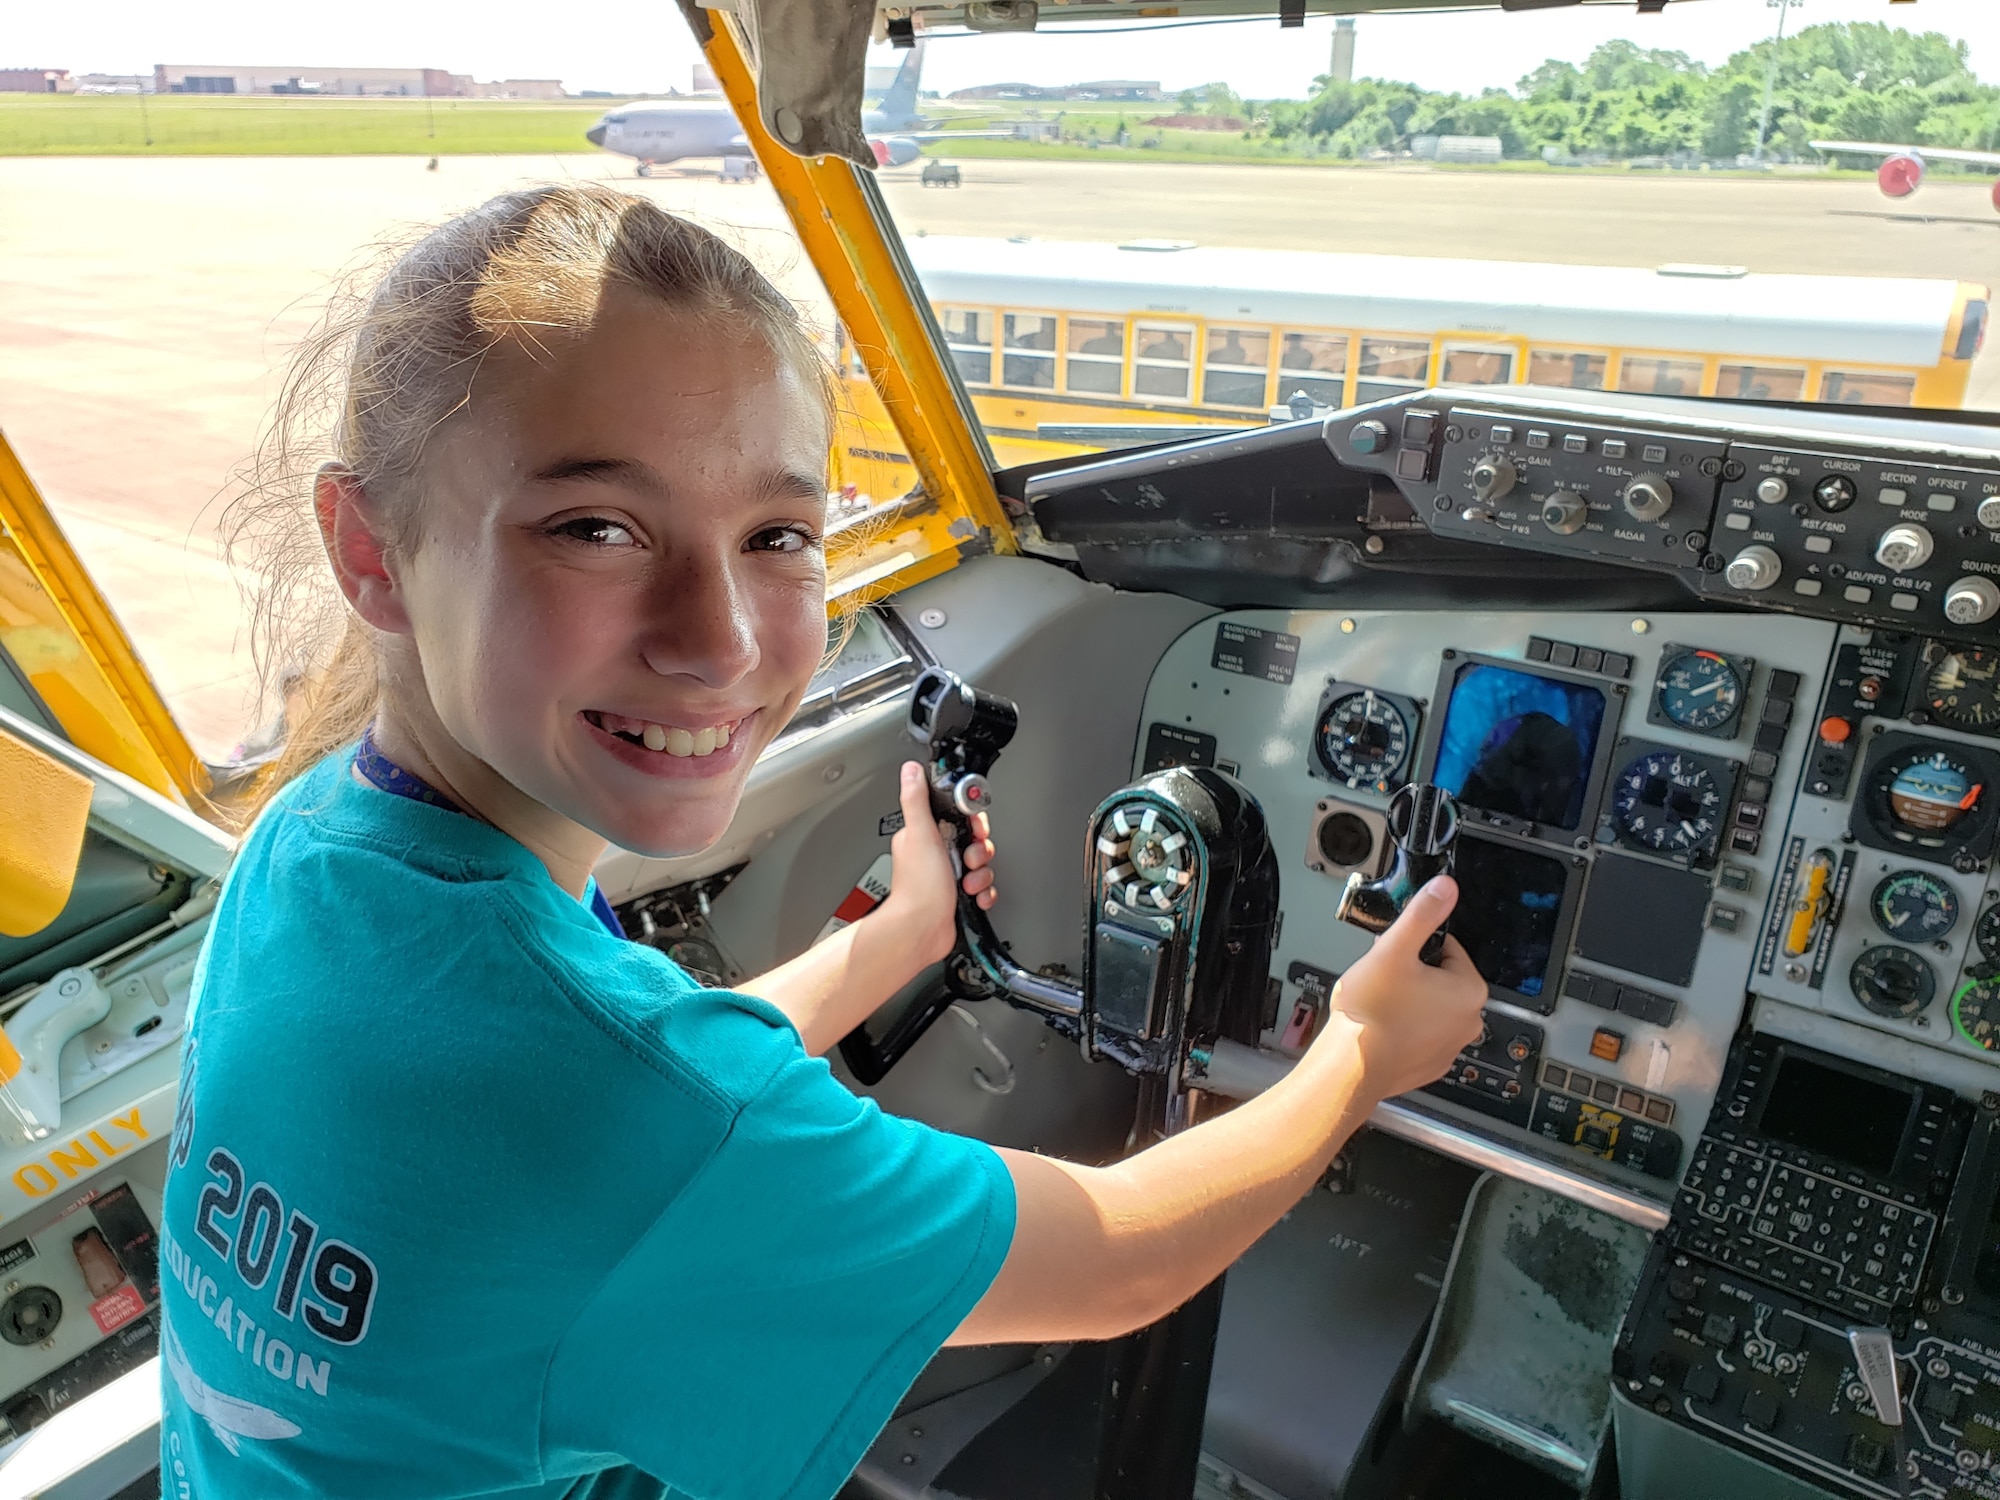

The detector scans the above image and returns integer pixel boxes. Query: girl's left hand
[881,760,997,965]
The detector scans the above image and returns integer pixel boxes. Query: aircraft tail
[876,41,925,126]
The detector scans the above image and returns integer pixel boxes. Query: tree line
[1184,23,2000,164]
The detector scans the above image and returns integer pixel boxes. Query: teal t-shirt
[158,753,1016,1498]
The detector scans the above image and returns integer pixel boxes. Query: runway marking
[1827,209,2000,228]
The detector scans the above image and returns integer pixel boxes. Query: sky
[12,0,2000,100]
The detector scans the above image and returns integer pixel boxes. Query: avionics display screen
[1756,1053,1915,1176]
[1450,833,1569,1001]
[1433,662,1608,832]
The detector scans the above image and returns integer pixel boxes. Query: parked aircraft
[585,43,1000,175]
[1812,138,2000,213]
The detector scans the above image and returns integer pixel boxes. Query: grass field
[0,92,1899,179]
[0,94,611,155]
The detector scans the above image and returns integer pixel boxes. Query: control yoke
[1334,782,1460,965]
[838,668,1276,1099]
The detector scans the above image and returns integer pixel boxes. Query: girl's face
[384,289,831,858]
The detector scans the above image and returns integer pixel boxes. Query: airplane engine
[1877,152,1925,198]
[871,136,923,168]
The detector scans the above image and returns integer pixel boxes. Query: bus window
[1065,318,1125,394]
[1717,363,1806,401]
[1617,355,1704,396]
[1276,332,1348,407]
[1440,347,1513,385]
[940,307,993,386]
[1202,327,1272,408]
[1357,337,1430,404]
[1822,370,1918,406]
[1526,350,1608,390]
[1002,313,1059,389]
[1134,322,1195,400]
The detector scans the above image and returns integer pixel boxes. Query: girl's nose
[639,558,760,687]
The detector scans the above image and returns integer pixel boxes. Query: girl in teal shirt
[159,183,1484,1498]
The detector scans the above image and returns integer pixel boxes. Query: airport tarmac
[3,152,1997,757]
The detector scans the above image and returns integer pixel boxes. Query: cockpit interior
[8,3,2000,1497]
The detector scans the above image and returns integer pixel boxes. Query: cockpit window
[863,7,1998,470]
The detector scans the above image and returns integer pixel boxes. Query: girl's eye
[746,525,820,555]
[550,517,638,548]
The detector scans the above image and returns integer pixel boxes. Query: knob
[1876,523,1935,573]
[1979,496,2000,531]
[1349,419,1389,454]
[1755,476,1789,504]
[1725,545,1782,591]
[1814,475,1858,513]
[1469,455,1517,502]
[1946,576,2000,626]
[1541,491,1588,535]
[1622,471,1674,523]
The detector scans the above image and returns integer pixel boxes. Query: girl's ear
[314,465,413,636]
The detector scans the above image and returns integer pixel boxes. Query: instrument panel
[1138,606,1839,1198]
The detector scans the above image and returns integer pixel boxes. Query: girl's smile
[581,707,762,778]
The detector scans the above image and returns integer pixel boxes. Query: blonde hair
[224,183,835,818]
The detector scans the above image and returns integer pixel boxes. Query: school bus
[831,235,1990,500]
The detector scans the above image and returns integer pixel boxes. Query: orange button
[1819,716,1852,744]
[1589,1027,1625,1063]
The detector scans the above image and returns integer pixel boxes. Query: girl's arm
[743,763,992,1057]
[948,879,1486,1346]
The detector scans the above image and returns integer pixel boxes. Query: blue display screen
[1434,662,1608,832]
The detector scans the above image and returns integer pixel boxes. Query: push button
[1590,1027,1625,1063]
[1741,1388,1780,1432]
[1400,411,1437,445]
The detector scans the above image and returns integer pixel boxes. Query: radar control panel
[1334,388,2000,642]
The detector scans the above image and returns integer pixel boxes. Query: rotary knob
[1755,476,1789,504]
[1875,523,1935,573]
[1945,576,2000,627]
[1469,455,1517,502]
[1621,471,1674,523]
[1724,545,1782,592]
[1348,419,1390,455]
[1541,491,1588,535]
[1978,496,2000,531]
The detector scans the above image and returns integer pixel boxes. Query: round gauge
[1656,650,1744,734]
[1979,903,2000,963]
[1953,978,2000,1051]
[1316,690,1412,790]
[1850,945,1938,1019]
[1869,869,1960,942]
[1886,751,1981,833]
[1610,749,1724,856]
[1099,803,1192,913]
[1924,647,2000,732]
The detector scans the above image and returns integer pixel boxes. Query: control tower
[1330,17,1356,84]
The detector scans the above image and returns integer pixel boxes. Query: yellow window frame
[0,430,204,802]
[689,11,1014,603]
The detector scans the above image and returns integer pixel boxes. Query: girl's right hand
[1318,877,1488,1102]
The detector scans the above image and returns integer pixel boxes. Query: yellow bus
[832,236,1989,499]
